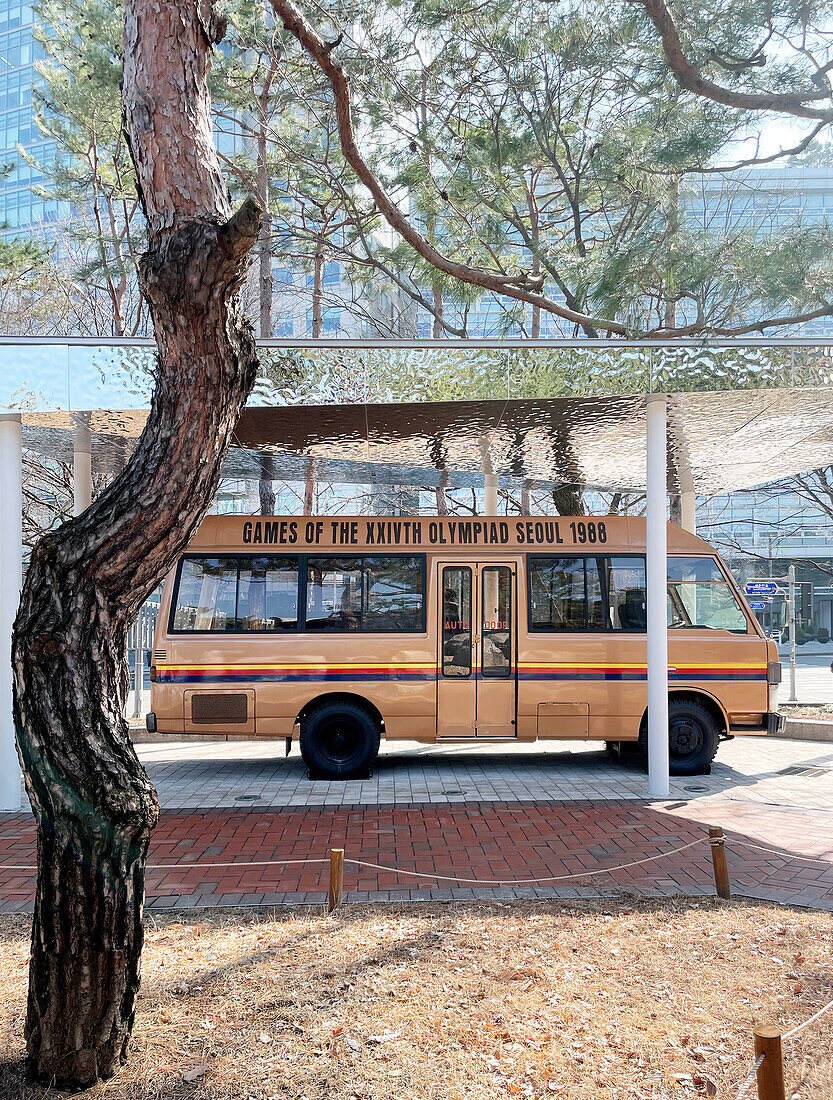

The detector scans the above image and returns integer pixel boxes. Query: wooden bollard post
[709,826,731,900]
[754,1026,786,1100]
[328,848,344,913]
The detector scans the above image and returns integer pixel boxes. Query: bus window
[586,559,604,630]
[364,556,423,632]
[529,557,603,631]
[172,557,237,632]
[442,567,472,677]
[482,566,511,678]
[306,558,362,631]
[237,556,299,631]
[668,557,748,632]
[605,557,647,631]
[305,556,424,632]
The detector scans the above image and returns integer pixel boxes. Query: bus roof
[186,515,714,555]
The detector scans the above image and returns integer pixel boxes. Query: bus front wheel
[300,700,381,780]
[638,699,720,775]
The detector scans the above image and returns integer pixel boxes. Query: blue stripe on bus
[157,670,765,684]
[157,672,436,684]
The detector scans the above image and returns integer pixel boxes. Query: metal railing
[127,603,157,719]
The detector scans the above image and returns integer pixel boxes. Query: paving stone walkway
[132,735,833,812]
[2,736,832,914]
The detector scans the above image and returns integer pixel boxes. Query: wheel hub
[321,721,360,760]
[670,718,703,757]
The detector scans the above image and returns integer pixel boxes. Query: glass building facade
[0,2,62,234]
[698,488,833,640]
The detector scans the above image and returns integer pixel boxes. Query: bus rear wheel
[300,700,381,780]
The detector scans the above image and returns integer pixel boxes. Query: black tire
[300,699,380,780]
[637,698,721,776]
[668,699,720,775]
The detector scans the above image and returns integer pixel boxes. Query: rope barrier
[782,994,833,1041]
[724,838,833,866]
[0,833,830,889]
[734,1053,765,1100]
[0,858,331,873]
[148,858,331,871]
[344,837,708,886]
[0,838,707,884]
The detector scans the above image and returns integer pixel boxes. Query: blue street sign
[749,601,767,611]
[745,580,779,597]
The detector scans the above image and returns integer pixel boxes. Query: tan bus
[147,515,783,779]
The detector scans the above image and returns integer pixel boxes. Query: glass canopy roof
[4,338,833,494]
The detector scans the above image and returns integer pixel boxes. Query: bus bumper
[729,712,785,736]
[146,712,157,733]
[767,711,786,735]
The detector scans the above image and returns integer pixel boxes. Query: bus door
[437,562,517,737]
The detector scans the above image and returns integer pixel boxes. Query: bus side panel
[150,571,185,734]
[518,632,647,741]
[667,630,769,730]
[154,632,438,740]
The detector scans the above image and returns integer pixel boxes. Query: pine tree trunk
[13,1,260,1087]
[431,284,444,339]
[312,243,324,337]
[258,89,273,339]
[303,456,315,515]
[259,453,276,514]
[527,183,541,338]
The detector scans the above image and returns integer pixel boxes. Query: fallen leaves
[182,1063,210,1082]
[367,1029,402,1044]
[1,902,832,1099]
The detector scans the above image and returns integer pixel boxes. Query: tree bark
[435,466,449,515]
[551,486,583,516]
[13,0,260,1087]
[527,181,541,339]
[431,284,444,339]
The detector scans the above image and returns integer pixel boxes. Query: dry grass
[781,705,833,723]
[1,899,832,1099]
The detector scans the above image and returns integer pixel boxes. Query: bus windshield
[667,557,747,632]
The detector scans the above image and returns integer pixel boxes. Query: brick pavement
[2,796,832,914]
[4,737,833,913]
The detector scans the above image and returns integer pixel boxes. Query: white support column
[484,473,498,515]
[480,435,498,514]
[73,415,92,516]
[680,490,696,535]
[646,394,670,799]
[0,413,22,811]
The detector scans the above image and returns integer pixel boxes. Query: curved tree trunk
[13,0,260,1087]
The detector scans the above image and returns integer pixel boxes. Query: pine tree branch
[267,0,629,335]
[635,0,833,121]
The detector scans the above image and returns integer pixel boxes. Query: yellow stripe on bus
[518,662,764,670]
[163,663,437,671]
